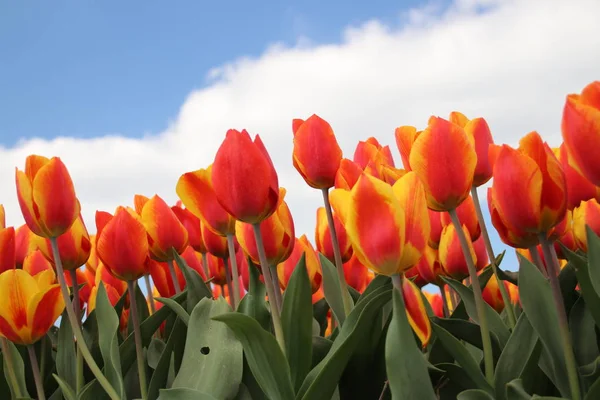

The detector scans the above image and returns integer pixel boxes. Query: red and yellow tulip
[277,235,322,294]
[334,158,363,190]
[171,204,207,254]
[402,277,432,348]
[342,253,370,293]
[440,195,481,242]
[315,206,352,263]
[439,224,478,280]
[573,198,600,252]
[140,195,189,262]
[0,226,15,273]
[36,214,91,271]
[555,144,600,210]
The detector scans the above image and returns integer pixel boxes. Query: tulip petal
[402,277,432,347]
[0,269,38,343]
[28,285,64,343]
[0,228,16,273]
[16,169,45,235]
[394,126,418,171]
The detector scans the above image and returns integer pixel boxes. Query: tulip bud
[573,198,600,252]
[334,158,363,190]
[140,195,189,262]
[342,253,370,292]
[439,224,478,280]
[171,205,206,254]
[440,195,481,242]
[423,291,444,318]
[36,214,91,271]
[315,207,352,263]
[394,125,420,171]
[555,144,600,210]
[15,224,38,269]
[277,235,322,294]
[0,226,15,273]
[402,277,432,348]
[202,223,230,259]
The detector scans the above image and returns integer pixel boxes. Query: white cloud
[1,0,599,261]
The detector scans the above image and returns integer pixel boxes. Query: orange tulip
[377,165,407,186]
[334,158,363,190]
[402,277,432,348]
[488,188,539,249]
[64,268,91,309]
[409,117,476,211]
[148,258,185,298]
[315,207,352,263]
[573,198,600,252]
[23,249,53,276]
[0,268,64,345]
[236,188,295,266]
[202,223,229,259]
[16,155,80,238]
[415,245,444,286]
[489,131,567,236]
[439,224,478,280]
[176,166,236,236]
[140,195,189,262]
[482,275,509,313]
[423,291,444,318]
[36,214,91,270]
[292,114,343,189]
[394,125,419,171]
[86,234,100,272]
[0,226,15,273]
[353,137,395,170]
[555,144,600,210]
[473,235,489,270]
[87,282,123,317]
[180,246,207,280]
[405,265,427,288]
[331,174,406,276]
[15,224,38,269]
[440,195,481,242]
[212,129,279,224]
[428,210,443,249]
[207,253,228,286]
[342,253,370,292]
[561,81,600,186]
[94,263,127,300]
[96,207,149,281]
[277,235,322,294]
[552,211,578,258]
[171,204,206,254]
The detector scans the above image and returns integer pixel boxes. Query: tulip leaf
[517,254,572,398]
[281,253,313,391]
[357,274,392,305]
[569,297,599,367]
[386,288,436,400]
[296,287,392,400]
[494,313,542,400]
[442,277,510,347]
[212,312,295,400]
[237,260,270,331]
[432,317,503,361]
[431,322,493,395]
[173,297,243,399]
[586,226,600,296]
[127,283,151,336]
[147,338,166,370]
[312,298,330,337]
[94,283,126,398]
[456,389,495,400]
[311,337,333,368]
[319,254,347,326]
[173,250,213,313]
[56,310,77,392]
[585,375,600,400]
[562,245,600,328]
[156,297,190,326]
[53,373,77,400]
[158,387,219,399]
[1,339,30,400]
[505,379,533,399]
[148,319,186,400]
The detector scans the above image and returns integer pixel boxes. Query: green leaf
[158,387,219,399]
[457,389,495,400]
[585,375,600,400]
[173,250,213,313]
[570,297,599,367]
[517,254,572,398]
[586,226,600,296]
[173,297,243,399]
[53,374,77,400]
[494,313,541,400]
[319,254,347,326]
[311,337,332,368]
[312,298,330,337]
[386,289,436,400]
[238,260,271,331]
[95,283,126,398]
[156,297,190,326]
[281,253,313,391]
[147,338,166,370]
[442,277,510,347]
[127,282,151,335]
[212,311,295,400]
[506,379,532,399]
[297,287,392,400]
[148,319,185,400]
[56,310,77,391]
[356,274,392,305]
[563,246,600,328]
[1,340,30,399]
[433,317,502,360]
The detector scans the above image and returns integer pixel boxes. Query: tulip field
[1,80,600,400]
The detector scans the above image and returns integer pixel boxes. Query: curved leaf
[319,254,347,326]
[1,339,30,399]
[238,260,270,331]
[158,387,218,400]
[457,389,495,400]
[173,250,213,313]
[586,226,600,296]
[56,310,77,391]
[156,297,190,326]
[53,374,77,400]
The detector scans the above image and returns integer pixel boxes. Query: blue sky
[0,0,437,146]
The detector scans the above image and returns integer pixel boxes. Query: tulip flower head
[315,206,352,263]
[573,198,600,252]
[36,214,91,271]
[140,195,189,262]
[278,235,322,294]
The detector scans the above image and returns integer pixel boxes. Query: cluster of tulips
[0,80,599,400]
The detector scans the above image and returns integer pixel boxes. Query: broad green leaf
[173,297,243,399]
[158,387,219,399]
[156,297,190,326]
[312,298,330,337]
[437,363,479,393]
[127,282,151,335]
[234,383,253,400]
[517,254,573,397]
[281,253,313,391]
[212,312,295,400]
[94,283,125,398]
[311,337,332,368]
[53,374,77,400]
[585,375,600,400]
[148,319,185,400]
[237,260,270,331]
[241,356,268,400]
[296,287,392,400]
[506,379,532,399]
[587,226,600,296]
[570,297,599,367]
[147,338,166,370]
[442,277,510,346]
[457,389,495,400]
[386,289,436,400]
[563,246,600,328]
[433,317,502,360]
[319,254,347,326]
[56,311,77,392]
[494,313,541,400]
[1,339,30,399]
[357,274,391,305]
[173,250,213,313]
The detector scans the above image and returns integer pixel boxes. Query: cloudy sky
[2,0,599,273]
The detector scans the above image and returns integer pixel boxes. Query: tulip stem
[201,253,209,281]
[144,275,156,314]
[470,186,516,328]
[252,223,286,352]
[2,338,24,398]
[448,209,494,384]
[527,246,548,277]
[68,269,84,394]
[226,234,241,309]
[539,234,581,400]
[224,257,234,308]
[127,280,148,400]
[166,259,182,294]
[321,188,353,319]
[27,345,45,400]
[270,265,283,312]
[50,238,121,400]
[439,284,450,318]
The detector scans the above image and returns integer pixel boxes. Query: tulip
[171,204,205,254]
[488,188,539,249]
[94,263,128,301]
[315,207,352,263]
[64,268,91,311]
[439,224,477,281]
[394,125,419,171]
[423,291,444,318]
[473,235,489,270]
[36,214,91,271]
[148,258,185,298]
[342,253,370,293]
[555,144,600,210]
[553,211,578,258]
[140,195,189,262]
[277,235,322,294]
[15,224,38,269]
[86,234,100,272]
[415,245,444,286]
[212,129,279,224]
[353,137,395,170]
[0,226,15,273]
[482,275,509,313]
[377,165,407,186]
[292,114,343,189]
[202,223,230,259]
[573,198,600,252]
[207,253,228,286]
[440,196,481,242]
[402,277,432,348]
[334,158,363,190]
[428,210,443,249]
[561,81,600,186]
[87,282,123,316]
[180,246,207,280]
[405,265,427,288]
[16,155,80,238]
[23,249,54,276]
[409,117,476,211]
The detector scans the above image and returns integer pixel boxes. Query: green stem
[470,186,516,328]
[539,234,581,400]
[438,283,450,318]
[201,253,209,282]
[28,345,45,400]
[166,259,182,294]
[448,209,495,384]
[1,337,24,398]
[321,188,352,320]
[69,269,84,394]
[144,274,156,314]
[127,280,148,400]
[252,223,286,352]
[527,246,548,277]
[270,265,283,312]
[226,234,241,309]
[223,257,234,308]
[49,238,121,400]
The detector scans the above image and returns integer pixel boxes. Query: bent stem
[27,345,45,400]
[252,223,286,352]
[127,280,148,400]
[539,234,581,400]
[2,338,23,398]
[448,209,494,384]
[144,274,156,314]
[226,234,241,309]
[69,269,84,394]
[166,259,182,294]
[471,186,516,328]
[50,238,121,400]
[321,188,352,319]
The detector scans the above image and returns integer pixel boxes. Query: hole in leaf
[200,346,210,355]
